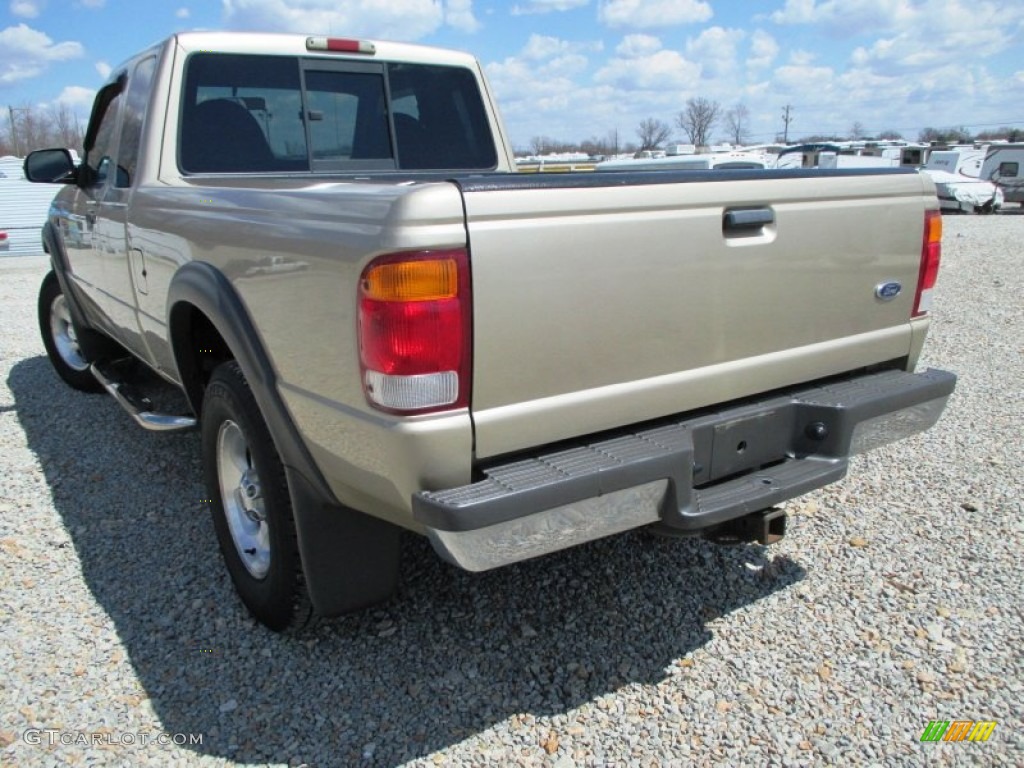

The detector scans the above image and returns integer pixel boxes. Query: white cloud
[772,63,834,90]
[511,0,589,14]
[0,24,84,84]
[95,60,112,78]
[598,0,712,29]
[446,0,481,32]
[685,27,744,79]
[10,1,43,18]
[78,0,105,7]
[176,7,190,19]
[843,1,1023,75]
[485,33,690,148]
[615,33,661,58]
[51,85,95,109]
[486,34,597,104]
[788,49,816,67]
[521,34,600,60]
[222,0,465,40]
[746,30,778,71]
[595,49,701,90]
[770,0,914,34]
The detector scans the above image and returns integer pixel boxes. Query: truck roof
[171,31,481,69]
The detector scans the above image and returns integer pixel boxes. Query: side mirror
[24,148,77,184]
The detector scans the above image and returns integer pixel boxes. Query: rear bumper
[413,368,956,571]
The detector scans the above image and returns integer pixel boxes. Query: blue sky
[2,0,1023,149]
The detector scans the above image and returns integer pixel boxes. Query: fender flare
[165,261,333,501]
[167,262,399,616]
[42,221,89,332]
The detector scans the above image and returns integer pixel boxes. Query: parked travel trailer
[980,143,1024,204]
[926,147,987,178]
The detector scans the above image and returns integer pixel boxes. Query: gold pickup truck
[25,32,955,632]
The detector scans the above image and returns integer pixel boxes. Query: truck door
[66,78,124,313]
[94,56,159,366]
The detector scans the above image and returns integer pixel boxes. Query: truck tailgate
[460,168,936,459]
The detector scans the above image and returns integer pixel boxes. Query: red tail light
[358,249,471,414]
[913,210,942,317]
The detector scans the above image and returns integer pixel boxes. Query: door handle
[723,207,774,233]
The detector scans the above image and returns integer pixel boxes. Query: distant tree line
[525,96,1023,156]
[1,103,85,157]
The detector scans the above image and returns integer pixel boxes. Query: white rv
[596,151,769,171]
[980,144,1024,204]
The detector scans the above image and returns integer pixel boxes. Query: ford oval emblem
[875,281,902,301]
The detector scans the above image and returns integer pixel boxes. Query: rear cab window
[179,53,497,174]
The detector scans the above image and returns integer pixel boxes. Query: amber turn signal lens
[927,212,942,244]
[361,258,458,302]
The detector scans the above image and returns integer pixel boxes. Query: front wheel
[202,361,314,632]
[38,272,103,392]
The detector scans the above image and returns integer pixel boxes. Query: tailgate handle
[724,207,774,233]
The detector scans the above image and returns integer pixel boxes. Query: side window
[998,161,1019,178]
[115,56,157,188]
[84,86,124,187]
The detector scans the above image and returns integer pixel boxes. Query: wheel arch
[167,262,290,447]
[166,262,400,617]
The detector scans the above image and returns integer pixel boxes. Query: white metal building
[0,155,61,256]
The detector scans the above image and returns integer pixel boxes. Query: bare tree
[877,129,903,141]
[724,103,750,146]
[636,118,671,152]
[50,103,84,150]
[849,121,867,140]
[919,126,973,144]
[677,97,720,149]
[607,128,620,155]
[2,102,86,156]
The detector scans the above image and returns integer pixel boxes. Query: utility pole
[7,106,18,156]
[7,105,32,157]
[781,104,793,144]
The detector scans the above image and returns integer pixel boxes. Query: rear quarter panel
[130,179,473,528]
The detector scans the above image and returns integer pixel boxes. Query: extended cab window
[179,53,496,173]
[115,56,157,187]
[83,81,125,187]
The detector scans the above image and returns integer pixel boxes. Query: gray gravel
[2,213,1023,767]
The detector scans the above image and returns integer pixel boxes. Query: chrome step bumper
[414,368,956,571]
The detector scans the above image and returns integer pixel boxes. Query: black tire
[202,360,314,632]
[38,272,103,392]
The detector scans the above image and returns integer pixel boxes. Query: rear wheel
[202,361,314,632]
[38,272,103,392]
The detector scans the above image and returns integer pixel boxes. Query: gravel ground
[1,214,1022,767]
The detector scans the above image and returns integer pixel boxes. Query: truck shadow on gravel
[10,356,806,767]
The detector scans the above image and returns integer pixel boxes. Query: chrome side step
[90,362,197,432]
